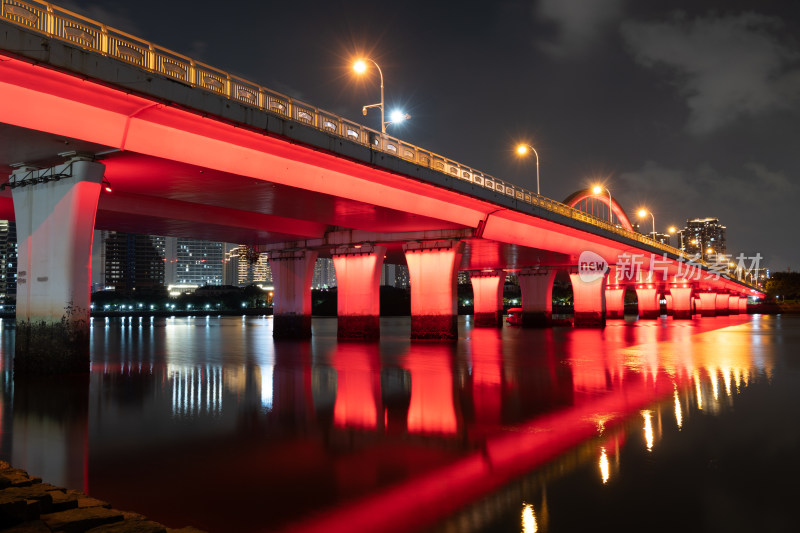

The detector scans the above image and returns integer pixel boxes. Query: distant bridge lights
[353,57,386,133]
[515,143,540,195]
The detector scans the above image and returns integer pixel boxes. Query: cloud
[621,12,800,135]
[536,0,625,56]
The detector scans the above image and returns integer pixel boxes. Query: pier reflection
[0,315,776,533]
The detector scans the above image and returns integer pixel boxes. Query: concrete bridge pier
[332,244,386,339]
[715,293,730,316]
[12,157,105,375]
[698,292,718,317]
[739,296,748,313]
[604,268,625,319]
[727,295,740,315]
[268,249,318,339]
[469,270,505,327]
[568,272,606,328]
[404,240,464,340]
[669,286,694,319]
[517,269,556,327]
[635,285,661,319]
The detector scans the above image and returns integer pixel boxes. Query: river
[0,314,796,532]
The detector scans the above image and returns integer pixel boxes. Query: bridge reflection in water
[0,315,779,532]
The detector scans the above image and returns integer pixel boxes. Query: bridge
[0,1,763,374]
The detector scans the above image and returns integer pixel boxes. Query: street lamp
[668,226,685,250]
[515,143,540,195]
[353,57,385,134]
[591,184,613,223]
[637,208,656,239]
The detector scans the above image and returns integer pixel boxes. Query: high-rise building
[104,232,165,295]
[164,237,224,287]
[233,244,272,286]
[312,258,336,289]
[653,232,671,246]
[683,218,726,260]
[0,221,17,305]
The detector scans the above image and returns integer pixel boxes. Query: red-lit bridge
[0,1,763,373]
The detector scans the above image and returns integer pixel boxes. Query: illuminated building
[683,217,726,260]
[165,237,224,287]
[313,257,336,288]
[103,232,165,295]
[0,220,17,305]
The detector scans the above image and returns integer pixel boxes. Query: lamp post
[668,226,684,250]
[592,184,613,223]
[515,143,540,195]
[353,58,385,134]
[637,208,656,239]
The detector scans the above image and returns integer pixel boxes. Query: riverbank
[0,461,205,532]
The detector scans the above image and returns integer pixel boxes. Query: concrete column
[12,157,104,375]
[727,295,740,315]
[698,292,717,317]
[332,244,386,339]
[669,287,694,319]
[665,294,674,316]
[568,272,606,328]
[694,297,701,315]
[517,269,556,327]
[714,293,730,316]
[605,286,626,319]
[469,270,504,327]
[635,286,660,319]
[268,249,318,338]
[403,240,464,340]
[739,296,748,314]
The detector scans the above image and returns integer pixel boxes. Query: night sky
[63,0,800,271]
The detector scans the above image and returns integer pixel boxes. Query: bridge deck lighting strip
[0,0,758,290]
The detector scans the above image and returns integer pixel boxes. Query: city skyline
[60,0,800,271]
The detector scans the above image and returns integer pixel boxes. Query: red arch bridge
[0,2,763,374]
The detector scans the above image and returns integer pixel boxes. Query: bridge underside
[0,122,569,270]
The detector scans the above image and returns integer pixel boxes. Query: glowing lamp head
[592,185,603,195]
[516,144,529,156]
[668,226,676,234]
[353,59,368,74]
[390,109,408,124]
[637,209,648,218]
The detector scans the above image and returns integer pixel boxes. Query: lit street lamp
[592,184,613,223]
[515,143,540,195]
[668,226,685,250]
[353,57,386,134]
[637,208,656,239]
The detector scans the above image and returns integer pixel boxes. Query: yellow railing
[0,0,759,289]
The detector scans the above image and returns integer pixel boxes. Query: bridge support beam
[12,158,105,375]
[715,293,730,316]
[698,292,718,317]
[669,287,694,319]
[269,250,318,339]
[635,286,660,319]
[404,240,464,340]
[568,272,606,328]
[665,294,674,316]
[739,296,748,313]
[332,245,386,339]
[517,269,556,327]
[469,270,504,327]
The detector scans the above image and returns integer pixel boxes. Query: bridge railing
[2,0,761,287]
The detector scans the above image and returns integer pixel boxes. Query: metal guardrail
[0,0,759,290]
